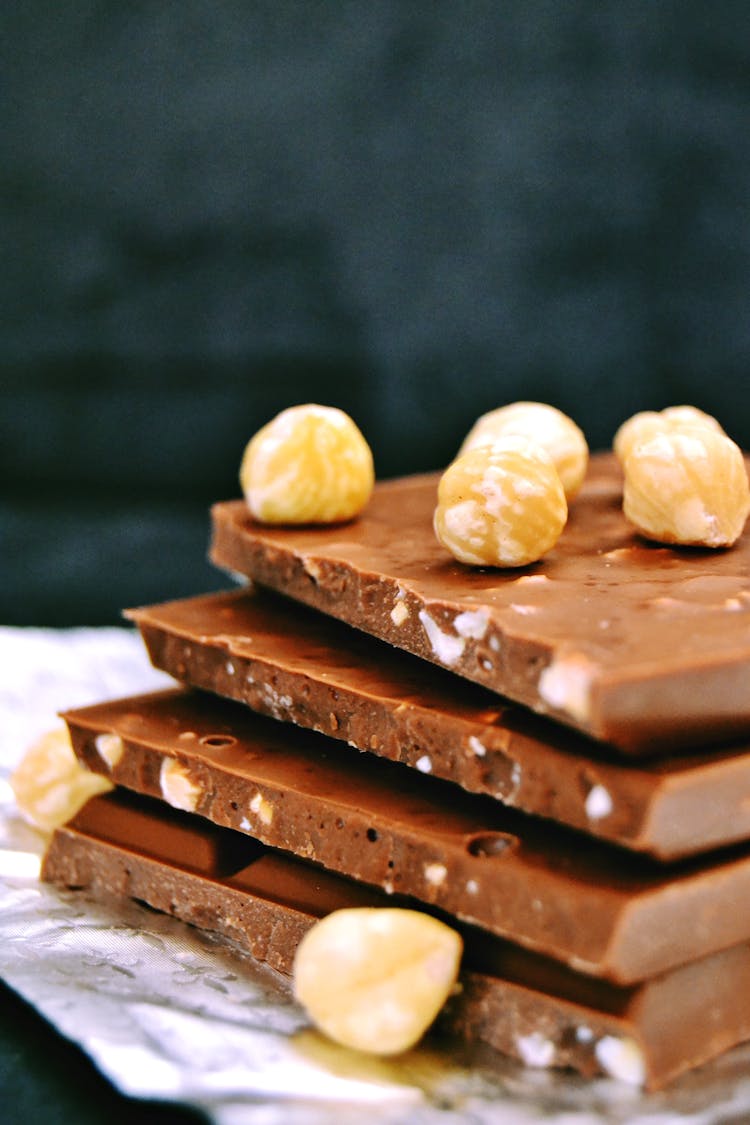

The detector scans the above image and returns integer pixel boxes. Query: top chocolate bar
[210,454,750,754]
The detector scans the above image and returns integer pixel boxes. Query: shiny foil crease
[2,626,750,1124]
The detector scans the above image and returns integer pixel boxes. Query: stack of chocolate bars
[43,454,750,1089]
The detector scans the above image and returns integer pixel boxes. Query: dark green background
[3,1,750,626]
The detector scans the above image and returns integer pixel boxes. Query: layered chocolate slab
[42,788,750,1091]
[63,689,750,985]
[131,587,750,859]
[209,455,750,753]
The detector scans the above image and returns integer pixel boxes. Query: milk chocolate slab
[131,587,750,860]
[42,789,750,1090]
[63,689,750,984]
[210,455,750,753]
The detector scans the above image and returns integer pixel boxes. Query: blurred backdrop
[3,2,750,624]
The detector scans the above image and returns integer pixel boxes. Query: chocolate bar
[42,788,750,1091]
[63,688,750,984]
[209,455,750,753]
[131,587,750,860]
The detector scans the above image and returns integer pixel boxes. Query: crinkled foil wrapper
[3,626,750,1124]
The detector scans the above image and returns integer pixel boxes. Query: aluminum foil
[2,624,750,1124]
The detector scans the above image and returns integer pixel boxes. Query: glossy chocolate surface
[210,456,750,752]
[131,587,750,859]
[43,789,750,1090]
[63,689,750,984]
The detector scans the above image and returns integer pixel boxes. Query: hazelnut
[623,427,750,547]
[10,726,113,833]
[293,907,462,1055]
[239,404,374,524]
[159,757,202,812]
[434,437,568,567]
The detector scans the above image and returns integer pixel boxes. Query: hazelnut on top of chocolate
[615,406,749,548]
[434,436,568,568]
[240,404,374,525]
[623,426,750,548]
